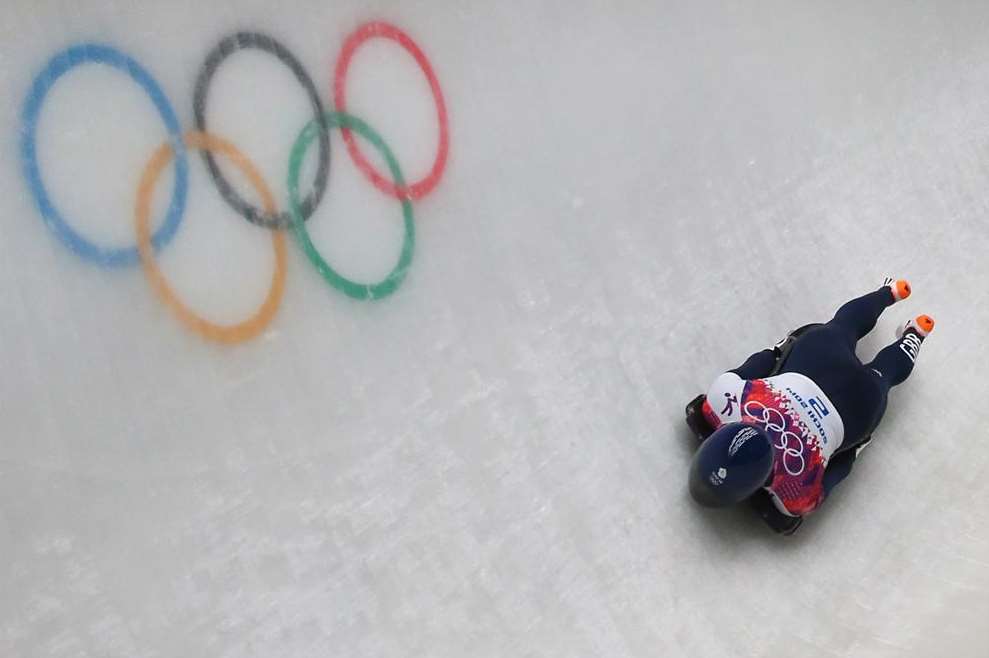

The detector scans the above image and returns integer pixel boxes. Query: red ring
[333,21,449,200]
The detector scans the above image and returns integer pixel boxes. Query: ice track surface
[2,1,988,656]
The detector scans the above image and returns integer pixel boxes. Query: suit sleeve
[749,490,803,535]
[730,349,777,380]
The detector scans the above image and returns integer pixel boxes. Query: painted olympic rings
[289,111,414,300]
[194,32,330,230]
[136,132,287,344]
[20,23,449,343]
[21,43,188,267]
[334,21,449,200]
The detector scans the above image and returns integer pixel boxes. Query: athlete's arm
[730,349,777,380]
[749,490,802,535]
[821,438,871,498]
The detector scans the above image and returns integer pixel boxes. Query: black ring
[193,31,330,229]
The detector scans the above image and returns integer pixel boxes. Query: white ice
[2,1,988,656]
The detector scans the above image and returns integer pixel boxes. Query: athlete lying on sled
[685,278,935,535]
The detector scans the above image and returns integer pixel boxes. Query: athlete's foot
[883,277,912,302]
[897,314,935,339]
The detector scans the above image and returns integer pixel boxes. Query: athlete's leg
[827,279,909,347]
[865,315,935,387]
[844,369,891,449]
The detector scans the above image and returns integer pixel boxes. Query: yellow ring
[135,131,287,344]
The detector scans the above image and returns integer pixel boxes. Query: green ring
[287,111,415,300]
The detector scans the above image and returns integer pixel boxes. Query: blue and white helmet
[688,422,774,507]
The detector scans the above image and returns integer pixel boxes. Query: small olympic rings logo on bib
[743,400,806,476]
[20,22,449,344]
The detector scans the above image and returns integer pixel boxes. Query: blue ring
[20,43,188,267]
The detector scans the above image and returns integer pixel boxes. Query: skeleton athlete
[688,278,935,534]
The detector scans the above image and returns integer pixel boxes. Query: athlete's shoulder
[705,372,748,425]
